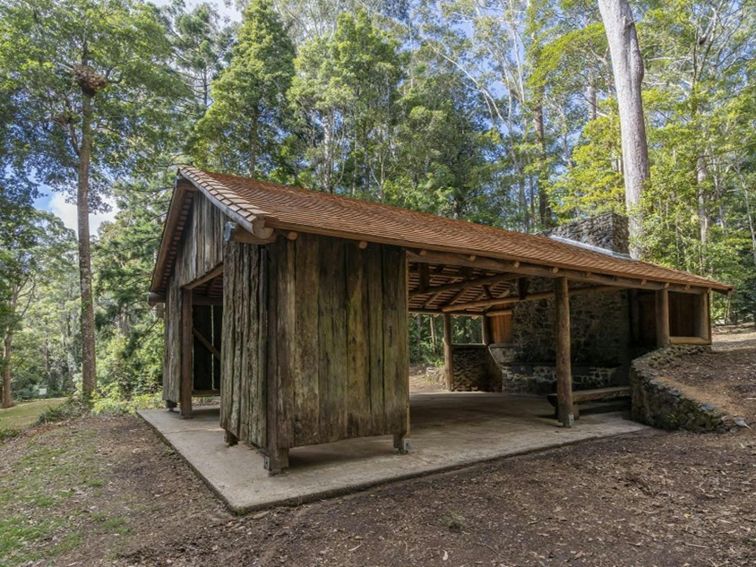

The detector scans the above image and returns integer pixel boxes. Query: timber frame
[150,167,732,470]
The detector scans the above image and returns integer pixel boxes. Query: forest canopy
[0,0,753,405]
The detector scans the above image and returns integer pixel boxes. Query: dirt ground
[1,328,754,567]
[409,364,446,393]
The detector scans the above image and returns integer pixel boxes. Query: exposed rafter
[409,272,520,299]
[442,285,618,313]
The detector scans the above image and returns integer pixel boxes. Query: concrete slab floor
[138,393,651,514]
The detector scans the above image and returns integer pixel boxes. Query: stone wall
[448,286,633,395]
[546,212,630,254]
[630,346,727,432]
[450,345,501,391]
[510,287,631,367]
[499,364,625,395]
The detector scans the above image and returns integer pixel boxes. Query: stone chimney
[546,212,630,255]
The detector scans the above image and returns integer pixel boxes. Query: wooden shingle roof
[149,166,732,295]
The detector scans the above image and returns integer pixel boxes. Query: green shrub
[91,383,162,416]
[0,428,21,442]
[35,398,86,425]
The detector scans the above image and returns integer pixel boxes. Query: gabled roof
[149,166,732,296]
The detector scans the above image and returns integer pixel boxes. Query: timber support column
[655,287,671,348]
[443,313,454,391]
[180,288,193,418]
[554,277,574,427]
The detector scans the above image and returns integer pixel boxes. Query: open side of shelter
[149,167,730,475]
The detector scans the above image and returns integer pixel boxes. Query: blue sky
[34,0,241,235]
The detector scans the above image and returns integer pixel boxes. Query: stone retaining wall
[630,346,727,431]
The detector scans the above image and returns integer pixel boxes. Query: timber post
[180,288,193,418]
[443,313,454,391]
[481,314,491,345]
[655,288,670,347]
[554,277,574,427]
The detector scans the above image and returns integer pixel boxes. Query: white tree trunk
[598,0,650,259]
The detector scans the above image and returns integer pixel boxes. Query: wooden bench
[547,386,631,419]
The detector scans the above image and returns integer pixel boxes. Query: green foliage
[1,192,78,402]
[36,398,88,426]
[288,9,403,195]
[91,383,162,415]
[94,175,171,399]
[0,0,188,191]
[548,110,625,219]
[190,0,295,178]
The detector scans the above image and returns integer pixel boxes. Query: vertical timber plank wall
[162,277,181,403]
[220,241,266,448]
[175,190,225,287]
[162,191,227,404]
[267,234,409,452]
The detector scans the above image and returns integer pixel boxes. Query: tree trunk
[586,81,598,121]
[78,90,97,402]
[598,0,650,259]
[696,154,710,271]
[2,331,13,409]
[534,101,551,228]
[249,106,259,176]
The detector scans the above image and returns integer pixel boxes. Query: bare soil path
[0,328,754,567]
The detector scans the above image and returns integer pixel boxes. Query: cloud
[48,193,118,236]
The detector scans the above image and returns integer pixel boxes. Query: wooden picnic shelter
[149,167,731,473]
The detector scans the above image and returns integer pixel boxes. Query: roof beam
[442,285,619,313]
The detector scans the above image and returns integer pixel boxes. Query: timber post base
[224,430,238,447]
[393,433,410,454]
[558,405,575,428]
[264,448,290,476]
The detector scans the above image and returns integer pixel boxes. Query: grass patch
[93,513,131,536]
[0,398,67,433]
[0,425,103,566]
[0,516,58,559]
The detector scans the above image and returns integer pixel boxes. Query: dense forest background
[0,0,753,405]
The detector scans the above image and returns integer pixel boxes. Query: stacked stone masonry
[545,212,630,254]
[630,346,727,432]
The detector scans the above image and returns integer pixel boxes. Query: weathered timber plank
[382,246,409,436]
[176,193,226,288]
[292,233,320,446]
[254,246,267,447]
[366,244,385,432]
[163,277,181,403]
[266,245,290,471]
[346,241,370,437]
[317,237,348,442]
[238,243,250,443]
[276,238,295,448]
[180,288,193,417]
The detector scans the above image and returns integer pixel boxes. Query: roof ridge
[179,165,274,221]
